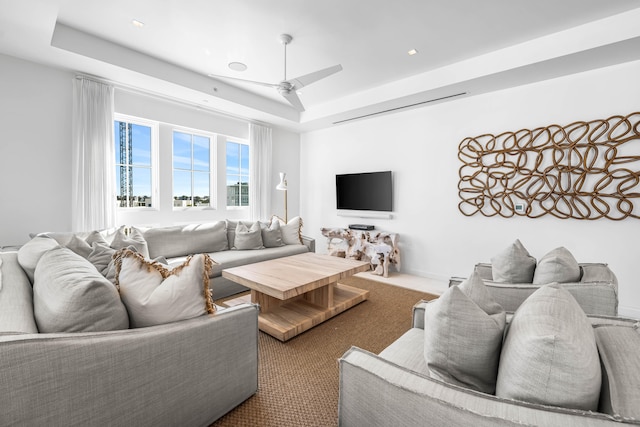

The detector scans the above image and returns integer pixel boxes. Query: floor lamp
[276,172,288,223]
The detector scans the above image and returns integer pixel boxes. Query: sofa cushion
[532,247,581,285]
[114,249,215,328]
[274,216,303,245]
[33,247,129,333]
[261,220,285,248]
[233,222,263,250]
[423,272,506,394]
[65,231,108,259]
[495,284,601,411]
[490,239,536,283]
[143,222,228,259]
[595,324,640,420]
[17,235,60,283]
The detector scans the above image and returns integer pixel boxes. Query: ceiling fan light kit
[208,33,342,111]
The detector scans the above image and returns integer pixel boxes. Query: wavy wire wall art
[458,112,640,220]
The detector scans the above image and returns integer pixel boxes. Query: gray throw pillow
[233,222,264,250]
[424,271,506,394]
[261,220,285,248]
[532,246,581,284]
[17,235,60,283]
[491,239,536,283]
[33,247,129,332]
[112,226,150,259]
[495,284,601,411]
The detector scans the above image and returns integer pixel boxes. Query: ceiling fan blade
[286,64,343,89]
[281,90,305,111]
[207,73,279,88]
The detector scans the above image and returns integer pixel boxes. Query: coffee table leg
[251,290,281,313]
[303,282,334,308]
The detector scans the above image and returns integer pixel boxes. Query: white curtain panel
[71,77,116,232]
[248,123,272,221]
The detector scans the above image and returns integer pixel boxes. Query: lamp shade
[276,172,287,190]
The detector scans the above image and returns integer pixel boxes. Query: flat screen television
[336,171,393,212]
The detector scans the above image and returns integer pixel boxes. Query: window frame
[113,114,159,211]
[171,127,218,210]
[225,139,250,209]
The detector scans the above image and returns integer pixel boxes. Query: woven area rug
[211,275,437,427]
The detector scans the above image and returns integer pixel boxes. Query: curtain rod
[74,73,272,129]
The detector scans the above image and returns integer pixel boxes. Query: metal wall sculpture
[458,112,640,220]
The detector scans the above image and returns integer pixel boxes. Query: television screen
[336,171,393,212]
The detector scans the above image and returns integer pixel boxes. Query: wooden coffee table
[222,252,371,341]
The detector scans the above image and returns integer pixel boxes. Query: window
[173,130,214,208]
[114,117,156,208]
[226,140,249,207]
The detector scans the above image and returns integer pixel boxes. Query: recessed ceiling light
[408,48,418,56]
[228,62,247,72]
[296,90,303,95]
[132,19,145,28]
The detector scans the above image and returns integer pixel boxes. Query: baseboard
[618,304,640,319]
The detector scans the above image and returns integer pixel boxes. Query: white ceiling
[1,0,640,131]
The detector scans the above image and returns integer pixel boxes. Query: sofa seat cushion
[423,272,506,394]
[0,253,39,334]
[33,247,129,333]
[533,247,581,285]
[143,222,228,259]
[168,244,309,277]
[378,328,429,375]
[114,249,215,328]
[496,284,601,411]
[595,324,640,420]
[490,239,536,283]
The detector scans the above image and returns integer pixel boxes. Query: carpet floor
[211,275,437,427]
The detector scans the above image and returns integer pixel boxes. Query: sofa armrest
[301,235,315,252]
[411,300,431,329]
[339,346,622,426]
[0,304,259,426]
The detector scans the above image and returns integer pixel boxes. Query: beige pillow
[532,247,581,285]
[233,222,264,250]
[490,239,536,283]
[424,272,506,394]
[496,284,601,410]
[273,216,303,245]
[114,249,215,328]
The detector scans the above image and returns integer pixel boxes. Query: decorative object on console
[320,227,400,277]
[349,224,375,230]
[458,111,640,220]
[276,172,288,223]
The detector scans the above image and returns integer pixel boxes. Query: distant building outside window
[114,117,155,208]
[226,140,249,207]
[173,130,213,208]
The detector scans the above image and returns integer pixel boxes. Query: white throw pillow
[496,284,601,410]
[532,246,581,284]
[111,226,150,259]
[424,271,506,394]
[274,216,303,245]
[490,239,536,283]
[17,235,60,283]
[114,249,216,328]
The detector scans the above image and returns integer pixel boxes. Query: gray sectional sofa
[339,297,640,426]
[0,219,315,425]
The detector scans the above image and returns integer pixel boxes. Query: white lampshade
[276,172,287,190]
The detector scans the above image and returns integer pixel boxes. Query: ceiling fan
[208,34,342,112]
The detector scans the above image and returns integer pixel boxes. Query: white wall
[300,60,640,317]
[0,54,301,244]
[0,54,73,245]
